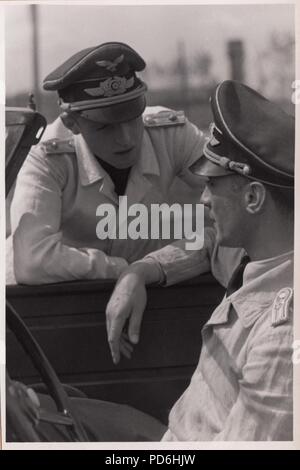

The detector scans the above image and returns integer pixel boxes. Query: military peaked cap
[191,80,294,188]
[43,42,147,123]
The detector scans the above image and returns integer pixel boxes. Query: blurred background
[6,3,295,129]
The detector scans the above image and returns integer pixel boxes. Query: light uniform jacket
[9,107,205,284]
[150,241,293,441]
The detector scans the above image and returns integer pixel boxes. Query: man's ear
[60,112,81,135]
[244,181,266,214]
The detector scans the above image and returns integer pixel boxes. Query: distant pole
[177,40,189,113]
[227,40,245,82]
[30,5,40,108]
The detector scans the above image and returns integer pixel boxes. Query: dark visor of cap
[189,154,233,178]
[190,153,294,187]
[77,95,146,123]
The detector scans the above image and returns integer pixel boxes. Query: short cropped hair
[230,175,294,215]
[267,185,294,214]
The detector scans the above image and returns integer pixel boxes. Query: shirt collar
[206,250,294,328]
[243,251,294,284]
[231,250,294,327]
[74,134,107,186]
[134,129,160,177]
[74,129,160,187]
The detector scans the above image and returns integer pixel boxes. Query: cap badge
[208,123,222,147]
[84,76,134,98]
[96,54,124,72]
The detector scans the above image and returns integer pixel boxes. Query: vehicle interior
[5,107,225,442]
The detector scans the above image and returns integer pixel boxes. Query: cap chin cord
[228,160,251,176]
[204,145,293,187]
[204,142,252,176]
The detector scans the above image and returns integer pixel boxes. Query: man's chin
[112,161,134,170]
[112,152,139,169]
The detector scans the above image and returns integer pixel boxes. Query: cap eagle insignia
[208,123,222,147]
[96,54,124,72]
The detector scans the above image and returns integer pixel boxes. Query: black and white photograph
[2,0,299,449]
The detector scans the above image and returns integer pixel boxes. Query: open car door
[6,107,46,197]
[5,108,90,442]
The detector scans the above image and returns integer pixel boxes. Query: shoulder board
[144,110,186,128]
[271,287,293,327]
[41,138,75,155]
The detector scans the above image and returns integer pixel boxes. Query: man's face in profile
[201,174,247,247]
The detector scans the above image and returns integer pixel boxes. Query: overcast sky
[5,2,294,96]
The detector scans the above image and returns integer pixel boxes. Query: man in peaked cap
[105,80,294,440]
[8,42,206,284]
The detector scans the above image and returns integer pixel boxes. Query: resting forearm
[124,259,164,285]
[13,233,128,284]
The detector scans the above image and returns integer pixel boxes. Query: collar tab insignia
[271,287,293,327]
[208,123,222,147]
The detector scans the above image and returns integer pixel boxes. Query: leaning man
[8,42,204,284]
[106,80,294,441]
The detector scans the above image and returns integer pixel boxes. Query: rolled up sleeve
[144,227,217,286]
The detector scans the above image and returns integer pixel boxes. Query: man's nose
[200,186,211,207]
[114,123,132,147]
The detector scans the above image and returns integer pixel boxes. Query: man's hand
[106,260,163,364]
[7,379,41,422]
[106,270,147,364]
